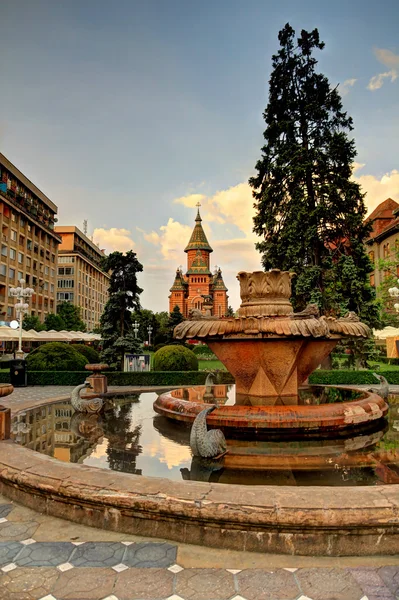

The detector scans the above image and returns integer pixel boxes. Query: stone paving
[1,386,399,599]
[0,494,398,600]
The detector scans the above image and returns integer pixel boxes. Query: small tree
[226,306,235,317]
[44,313,66,331]
[100,250,144,370]
[22,315,45,332]
[168,306,184,340]
[57,302,86,331]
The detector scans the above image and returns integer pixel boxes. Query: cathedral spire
[184,204,213,253]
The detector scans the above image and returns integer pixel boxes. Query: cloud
[340,78,357,96]
[367,70,397,91]
[368,47,399,91]
[352,165,399,214]
[144,218,192,261]
[174,182,255,236]
[92,227,136,253]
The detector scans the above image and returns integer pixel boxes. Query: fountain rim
[0,387,398,556]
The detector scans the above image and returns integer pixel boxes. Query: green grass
[198,359,226,371]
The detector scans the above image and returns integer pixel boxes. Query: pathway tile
[237,568,299,600]
[123,542,177,568]
[0,566,59,600]
[16,542,75,567]
[0,542,22,567]
[349,567,396,600]
[377,566,399,597]
[175,568,235,600]
[114,567,174,599]
[53,567,116,600]
[70,541,125,567]
[0,520,38,541]
[296,567,365,600]
[0,504,13,519]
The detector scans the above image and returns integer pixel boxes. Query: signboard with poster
[124,354,151,372]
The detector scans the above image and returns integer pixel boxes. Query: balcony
[0,190,60,240]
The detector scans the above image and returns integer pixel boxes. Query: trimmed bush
[26,342,89,372]
[70,344,100,364]
[0,370,235,386]
[153,345,198,372]
[309,370,384,385]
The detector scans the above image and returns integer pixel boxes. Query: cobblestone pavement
[2,387,399,599]
[0,494,398,600]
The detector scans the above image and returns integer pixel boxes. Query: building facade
[55,226,109,331]
[0,153,61,324]
[366,198,399,290]
[169,207,228,317]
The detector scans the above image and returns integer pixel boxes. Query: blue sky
[1,0,398,310]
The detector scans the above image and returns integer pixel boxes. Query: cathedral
[169,205,228,317]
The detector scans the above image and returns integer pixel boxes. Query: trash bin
[9,359,27,387]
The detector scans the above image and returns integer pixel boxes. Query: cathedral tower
[169,204,228,317]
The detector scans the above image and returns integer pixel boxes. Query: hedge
[0,370,235,387]
[309,370,393,385]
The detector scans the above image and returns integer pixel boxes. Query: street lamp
[147,325,153,347]
[9,279,34,358]
[133,320,140,339]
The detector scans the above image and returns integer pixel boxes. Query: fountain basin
[154,386,388,433]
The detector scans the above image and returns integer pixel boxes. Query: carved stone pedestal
[85,364,109,395]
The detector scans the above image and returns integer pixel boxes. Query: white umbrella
[35,330,72,342]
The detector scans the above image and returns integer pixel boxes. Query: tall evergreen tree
[168,306,184,340]
[249,23,379,327]
[100,251,143,370]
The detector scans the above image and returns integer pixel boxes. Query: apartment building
[0,153,61,324]
[55,226,109,331]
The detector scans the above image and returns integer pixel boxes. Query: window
[34,245,38,254]
[9,248,16,260]
[58,267,74,275]
[50,284,54,293]
[26,257,31,267]
[10,230,17,241]
[27,224,31,232]
[9,268,15,279]
[20,217,25,228]
[17,252,23,264]
[27,240,32,250]
[11,213,16,222]
[51,254,55,263]
[18,271,23,280]
[58,279,74,288]
[57,292,74,301]
[19,235,24,246]
[0,264,6,276]
[58,256,75,264]
[45,266,49,275]
[1,246,7,257]
[43,282,48,291]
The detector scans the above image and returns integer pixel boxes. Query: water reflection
[10,387,399,487]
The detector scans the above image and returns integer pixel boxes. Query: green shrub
[192,344,217,359]
[153,343,166,353]
[0,370,235,386]
[26,342,89,372]
[309,370,382,385]
[153,345,198,372]
[70,344,100,363]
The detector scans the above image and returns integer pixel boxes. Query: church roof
[184,208,213,253]
[170,269,188,291]
[212,268,228,291]
[186,249,211,275]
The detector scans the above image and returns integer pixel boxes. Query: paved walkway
[1,387,399,599]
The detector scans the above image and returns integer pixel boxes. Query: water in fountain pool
[11,385,399,486]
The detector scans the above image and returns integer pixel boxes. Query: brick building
[365,198,399,289]
[0,153,61,324]
[169,206,228,317]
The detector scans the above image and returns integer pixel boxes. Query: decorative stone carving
[237,269,295,317]
[190,405,227,458]
[71,382,104,413]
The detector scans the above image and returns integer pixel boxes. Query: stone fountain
[154,269,388,433]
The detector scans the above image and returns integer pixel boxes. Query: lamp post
[9,279,34,358]
[147,325,153,347]
[133,320,140,339]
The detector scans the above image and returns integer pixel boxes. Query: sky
[1,0,398,311]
